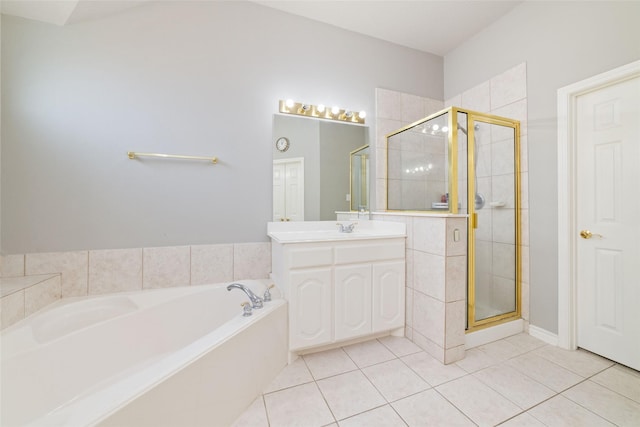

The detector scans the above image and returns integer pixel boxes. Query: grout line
[258,334,628,427]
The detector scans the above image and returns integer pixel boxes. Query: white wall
[444,1,640,333]
[1,1,443,254]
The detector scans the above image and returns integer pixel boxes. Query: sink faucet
[336,222,357,233]
[227,283,264,309]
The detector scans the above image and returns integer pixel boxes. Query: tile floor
[231,333,640,427]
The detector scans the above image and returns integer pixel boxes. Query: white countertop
[268,220,406,243]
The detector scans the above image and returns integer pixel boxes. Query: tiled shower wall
[0,242,271,329]
[374,63,529,360]
[445,63,530,326]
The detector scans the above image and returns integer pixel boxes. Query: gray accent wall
[444,1,640,334]
[1,1,443,253]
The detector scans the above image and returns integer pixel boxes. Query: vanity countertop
[267,220,406,243]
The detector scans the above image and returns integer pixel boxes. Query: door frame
[557,60,640,350]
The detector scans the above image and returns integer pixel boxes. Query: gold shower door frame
[463,109,521,332]
[384,107,521,332]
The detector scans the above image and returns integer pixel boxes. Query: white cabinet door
[372,261,405,332]
[289,268,332,350]
[334,264,372,341]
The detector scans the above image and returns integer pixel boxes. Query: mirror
[273,114,368,221]
[350,145,369,212]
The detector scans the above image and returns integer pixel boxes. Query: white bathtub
[1,279,288,427]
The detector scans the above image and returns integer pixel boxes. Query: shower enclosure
[386,107,521,331]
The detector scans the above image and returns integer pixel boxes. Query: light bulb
[442,126,449,132]
[358,111,366,119]
[331,106,340,115]
[432,124,439,131]
[317,104,326,113]
[344,110,353,118]
[285,99,294,108]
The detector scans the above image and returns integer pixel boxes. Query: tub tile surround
[0,242,271,330]
[0,274,61,329]
[233,334,639,427]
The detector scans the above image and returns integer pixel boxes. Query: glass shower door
[468,117,520,328]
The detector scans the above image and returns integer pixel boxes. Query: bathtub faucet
[227,283,264,309]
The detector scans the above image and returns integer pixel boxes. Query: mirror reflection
[272,114,367,221]
[350,145,369,212]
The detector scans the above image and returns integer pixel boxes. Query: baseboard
[465,319,524,349]
[528,324,558,346]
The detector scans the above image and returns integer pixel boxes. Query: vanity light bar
[279,99,366,124]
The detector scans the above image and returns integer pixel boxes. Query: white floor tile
[563,380,640,426]
[377,336,422,357]
[231,396,269,427]
[342,339,396,368]
[591,364,640,403]
[527,395,615,427]
[256,335,637,427]
[455,347,498,373]
[317,370,386,420]
[504,333,547,353]
[264,357,314,393]
[401,351,467,386]
[303,348,358,380]
[391,389,474,427]
[436,375,521,426]
[264,382,335,427]
[533,345,614,378]
[506,352,584,392]
[338,405,407,427]
[473,364,555,409]
[362,359,430,402]
[498,412,546,427]
[476,338,525,361]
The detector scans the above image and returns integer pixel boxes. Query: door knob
[580,230,603,239]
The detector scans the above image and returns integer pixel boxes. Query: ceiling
[0,0,523,56]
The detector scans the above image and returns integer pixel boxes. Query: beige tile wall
[446,62,530,327]
[374,88,445,211]
[1,275,61,330]
[375,63,528,361]
[373,213,467,364]
[0,242,271,330]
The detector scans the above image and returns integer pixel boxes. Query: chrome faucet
[336,222,357,233]
[227,283,264,309]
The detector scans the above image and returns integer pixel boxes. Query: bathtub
[0,279,288,427]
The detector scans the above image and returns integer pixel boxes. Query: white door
[576,75,640,370]
[273,159,304,222]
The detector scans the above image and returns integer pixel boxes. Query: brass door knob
[580,230,603,239]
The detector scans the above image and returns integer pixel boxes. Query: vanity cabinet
[271,237,406,352]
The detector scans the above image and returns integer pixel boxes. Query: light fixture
[278,100,365,124]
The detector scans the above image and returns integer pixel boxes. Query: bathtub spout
[227,283,264,309]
